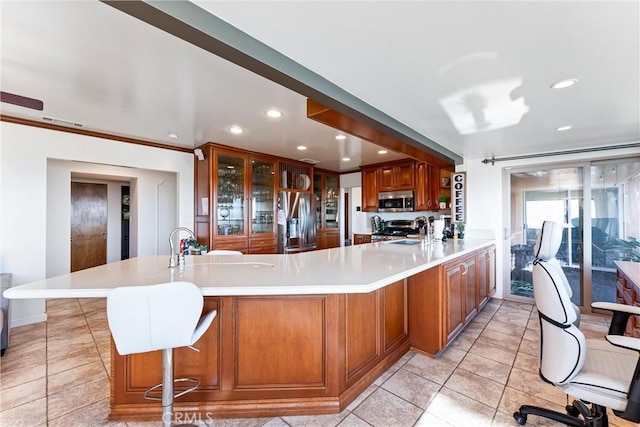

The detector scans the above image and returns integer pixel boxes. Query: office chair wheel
[513,411,527,425]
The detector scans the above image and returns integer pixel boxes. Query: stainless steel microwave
[378,190,414,212]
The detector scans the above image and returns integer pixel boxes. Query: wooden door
[71,182,107,272]
[414,162,428,211]
[378,165,395,191]
[445,263,465,342]
[463,258,478,323]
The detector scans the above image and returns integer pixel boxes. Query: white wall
[1,122,193,326]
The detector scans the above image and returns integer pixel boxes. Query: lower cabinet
[317,229,340,250]
[353,234,372,245]
[409,245,496,357]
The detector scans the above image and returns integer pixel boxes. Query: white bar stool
[107,281,216,427]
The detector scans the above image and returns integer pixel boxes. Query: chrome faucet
[169,227,195,268]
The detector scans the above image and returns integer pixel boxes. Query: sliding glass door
[508,158,640,310]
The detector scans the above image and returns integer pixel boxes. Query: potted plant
[438,195,448,210]
[456,222,465,239]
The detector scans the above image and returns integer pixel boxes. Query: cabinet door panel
[446,264,465,342]
[464,258,478,323]
[383,280,407,351]
[346,292,379,378]
[395,163,415,189]
[362,168,378,212]
[378,166,395,191]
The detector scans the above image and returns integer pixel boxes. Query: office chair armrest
[606,335,640,352]
[593,302,640,336]
[592,301,640,316]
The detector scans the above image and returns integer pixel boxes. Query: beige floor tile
[497,305,532,319]
[485,319,526,336]
[608,407,640,426]
[438,346,467,365]
[458,352,512,384]
[0,377,46,412]
[477,328,522,351]
[506,367,566,405]
[426,387,495,427]
[48,359,108,395]
[414,411,454,426]
[449,332,475,352]
[0,346,46,374]
[403,352,457,385]
[491,312,530,328]
[518,338,538,356]
[469,340,517,366]
[336,413,372,427]
[580,321,609,340]
[282,409,349,427]
[47,341,101,374]
[444,368,505,408]
[381,368,441,409]
[47,397,114,427]
[6,322,46,346]
[262,418,293,427]
[353,387,423,427]
[523,328,538,341]
[346,383,377,412]
[0,396,47,427]
[513,351,538,374]
[4,335,46,356]
[527,317,540,330]
[0,360,46,390]
[47,376,111,420]
[501,301,534,312]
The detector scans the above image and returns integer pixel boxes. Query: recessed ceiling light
[378,150,388,154]
[266,109,283,118]
[335,135,347,140]
[555,125,573,131]
[297,145,307,150]
[229,126,244,134]
[167,132,179,139]
[342,157,351,162]
[551,79,578,89]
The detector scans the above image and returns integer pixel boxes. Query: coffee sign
[452,172,465,223]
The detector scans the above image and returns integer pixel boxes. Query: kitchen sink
[389,239,422,245]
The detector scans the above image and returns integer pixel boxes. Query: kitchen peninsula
[4,238,495,421]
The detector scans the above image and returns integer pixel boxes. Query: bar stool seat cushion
[107,281,216,356]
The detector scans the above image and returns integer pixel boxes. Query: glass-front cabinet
[215,152,246,237]
[314,171,340,249]
[250,158,275,236]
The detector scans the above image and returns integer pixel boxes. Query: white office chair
[206,250,243,255]
[514,221,640,427]
[107,281,216,427]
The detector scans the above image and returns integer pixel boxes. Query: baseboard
[10,313,48,328]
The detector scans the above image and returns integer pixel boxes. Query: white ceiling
[1,1,638,173]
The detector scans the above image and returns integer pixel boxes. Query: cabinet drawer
[248,246,277,254]
[249,237,277,249]
[214,240,248,251]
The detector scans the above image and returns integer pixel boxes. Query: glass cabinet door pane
[313,174,322,230]
[251,159,275,235]
[325,175,339,229]
[217,154,245,236]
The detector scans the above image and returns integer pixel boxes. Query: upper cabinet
[314,171,341,250]
[361,167,378,212]
[378,161,415,191]
[194,144,278,253]
[414,162,440,211]
[361,160,449,213]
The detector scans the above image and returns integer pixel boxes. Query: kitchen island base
[110,281,411,421]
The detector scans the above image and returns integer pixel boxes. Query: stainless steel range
[371,219,419,242]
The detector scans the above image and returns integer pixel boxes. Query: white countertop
[3,239,494,299]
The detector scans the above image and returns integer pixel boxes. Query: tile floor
[0,298,637,427]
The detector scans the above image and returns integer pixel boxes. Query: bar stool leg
[162,348,174,427]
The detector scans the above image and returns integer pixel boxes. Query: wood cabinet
[378,161,415,191]
[353,234,372,245]
[194,144,279,254]
[414,162,440,211]
[361,160,452,213]
[361,167,378,212]
[408,245,496,357]
[314,171,341,250]
[615,262,640,337]
[111,284,410,420]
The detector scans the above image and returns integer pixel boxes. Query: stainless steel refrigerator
[277,191,316,253]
